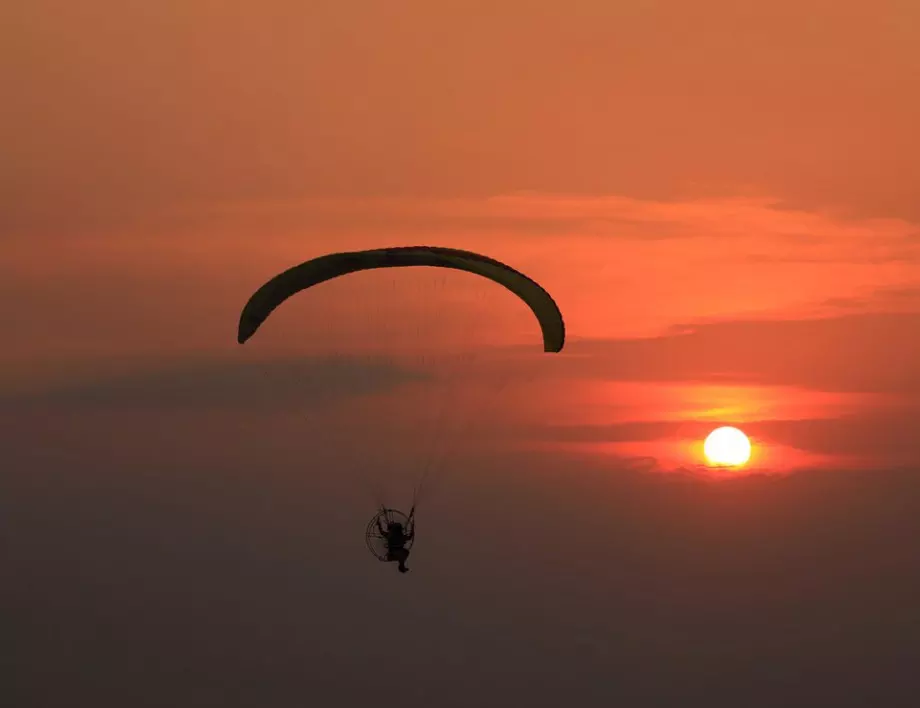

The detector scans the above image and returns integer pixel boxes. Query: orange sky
[4,1,920,477]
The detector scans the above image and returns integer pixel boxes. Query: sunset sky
[5,2,920,706]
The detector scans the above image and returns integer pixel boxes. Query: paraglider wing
[237,246,565,352]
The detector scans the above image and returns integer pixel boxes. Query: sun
[703,426,751,467]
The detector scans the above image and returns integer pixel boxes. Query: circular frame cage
[365,508,415,561]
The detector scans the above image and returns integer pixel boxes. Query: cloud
[748,412,920,460]
[525,420,684,444]
[0,355,426,411]
[565,311,920,394]
[524,407,920,469]
[5,192,919,369]
[173,192,920,247]
[820,285,920,313]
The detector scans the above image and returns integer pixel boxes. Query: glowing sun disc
[703,426,751,466]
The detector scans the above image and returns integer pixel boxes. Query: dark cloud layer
[5,413,920,707]
[0,356,425,411]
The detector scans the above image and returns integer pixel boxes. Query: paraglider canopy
[237,245,565,353]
